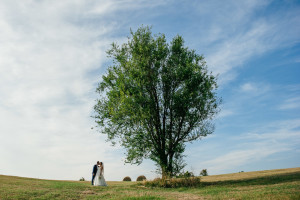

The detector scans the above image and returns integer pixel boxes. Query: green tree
[200,169,208,176]
[94,26,220,178]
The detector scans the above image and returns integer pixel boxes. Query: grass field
[1,167,300,199]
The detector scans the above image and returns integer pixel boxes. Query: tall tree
[94,26,221,178]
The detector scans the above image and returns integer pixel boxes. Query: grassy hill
[1,167,299,199]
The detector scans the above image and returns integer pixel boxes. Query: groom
[91,161,99,185]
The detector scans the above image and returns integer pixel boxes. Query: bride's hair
[100,162,104,174]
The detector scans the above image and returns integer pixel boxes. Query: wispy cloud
[1,0,299,181]
[198,119,300,174]
[89,0,167,15]
[217,109,234,119]
[0,0,164,180]
[239,82,270,95]
[201,146,290,173]
[199,0,300,84]
[279,97,300,110]
[241,83,257,92]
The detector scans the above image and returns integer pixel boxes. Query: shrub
[136,175,147,181]
[79,177,85,181]
[200,169,208,176]
[176,171,194,178]
[123,176,132,181]
[142,177,201,188]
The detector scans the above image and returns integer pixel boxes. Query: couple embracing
[92,161,107,186]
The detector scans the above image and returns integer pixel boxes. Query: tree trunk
[160,153,170,179]
[167,153,174,176]
[161,153,175,179]
[161,166,168,179]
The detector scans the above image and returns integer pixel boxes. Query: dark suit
[91,164,98,185]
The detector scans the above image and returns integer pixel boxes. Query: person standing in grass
[91,161,99,185]
[94,162,107,186]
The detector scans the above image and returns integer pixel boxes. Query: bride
[93,162,107,186]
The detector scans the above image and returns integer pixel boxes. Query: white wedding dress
[93,166,107,186]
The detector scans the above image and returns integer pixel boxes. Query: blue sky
[0,0,299,181]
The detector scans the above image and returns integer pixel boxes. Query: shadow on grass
[201,171,300,187]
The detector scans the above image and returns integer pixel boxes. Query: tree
[94,26,221,178]
[200,169,208,176]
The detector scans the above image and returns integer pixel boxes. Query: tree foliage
[200,169,208,176]
[94,26,221,178]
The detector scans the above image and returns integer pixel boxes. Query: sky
[0,0,299,181]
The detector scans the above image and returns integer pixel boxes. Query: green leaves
[94,26,221,177]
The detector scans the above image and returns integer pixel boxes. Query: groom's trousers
[91,175,95,185]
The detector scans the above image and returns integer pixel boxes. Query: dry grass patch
[201,167,300,182]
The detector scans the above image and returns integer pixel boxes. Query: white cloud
[239,82,270,94]
[1,0,299,181]
[236,83,272,103]
[217,109,234,119]
[0,0,162,181]
[89,0,166,15]
[241,83,256,92]
[197,119,300,174]
[201,0,300,84]
[201,146,290,173]
[279,97,300,110]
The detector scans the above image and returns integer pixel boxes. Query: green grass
[1,167,300,199]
